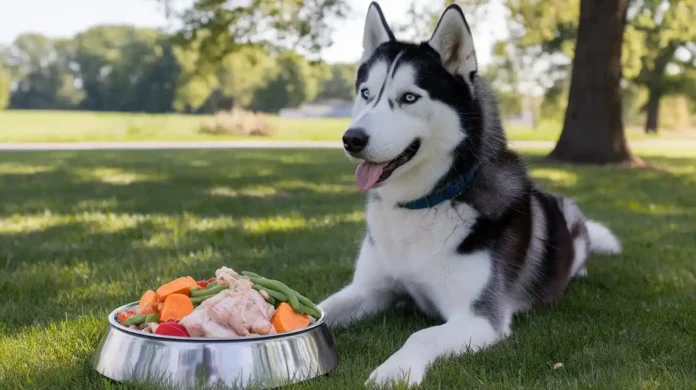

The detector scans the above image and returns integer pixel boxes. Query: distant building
[279,99,353,118]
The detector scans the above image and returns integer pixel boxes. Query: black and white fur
[318,2,623,388]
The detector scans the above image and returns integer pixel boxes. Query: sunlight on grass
[530,168,578,186]
[0,212,68,234]
[74,198,120,211]
[72,167,166,185]
[189,159,210,167]
[242,211,364,233]
[0,162,56,175]
[651,268,696,291]
[0,212,156,237]
[277,180,355,194]
[207,185,281,198]
[243,214,308,232]
[620,200,688,216]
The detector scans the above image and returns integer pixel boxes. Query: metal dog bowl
[92,301,339,389]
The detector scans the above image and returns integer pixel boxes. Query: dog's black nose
[342,128,369,154]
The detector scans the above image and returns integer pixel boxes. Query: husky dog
[317,2,623,387]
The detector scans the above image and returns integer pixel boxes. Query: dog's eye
[360,88,370,100]
[402,92,420,104]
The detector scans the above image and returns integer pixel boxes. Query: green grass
[1,110,695,143]
[1,146,695,389]
[0,110,350,143]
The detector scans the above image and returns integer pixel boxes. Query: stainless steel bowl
[92,302,339,389]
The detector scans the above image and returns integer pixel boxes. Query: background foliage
[0,0,693,133]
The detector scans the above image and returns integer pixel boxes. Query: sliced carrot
[159,293,194,322]
[271,302,310,333]
[156,276,198,298]
[139,290,161,315]
[117,310,133,324]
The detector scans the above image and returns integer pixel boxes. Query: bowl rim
[108,301,327,342]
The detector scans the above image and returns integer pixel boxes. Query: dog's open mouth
[354,139,421,191]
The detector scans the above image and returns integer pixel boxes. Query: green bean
[243,271,318,314]
[252,284,318,317]
[190,285,227,297]
[295,303,322,318]
[124,314,147,326]
[253,284,288,301]
[245,271,319,313]
[144,313,160,323]
[249,277,300,312]
[190,292,220,305]
[291,289,320,313]
[241,271,261,278]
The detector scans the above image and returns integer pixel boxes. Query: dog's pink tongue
[355,162,387,191]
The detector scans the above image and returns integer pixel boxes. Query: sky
[0,0,506,67]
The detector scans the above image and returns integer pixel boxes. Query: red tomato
[155,323,190,337]
[196,280,208,288]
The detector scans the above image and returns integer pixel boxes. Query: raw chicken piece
[212,266,255,294]
[215,266,241,287]
[201,318,239,338]
[180,267,276,338]
[179,309,206,336]
[208,289,275,336]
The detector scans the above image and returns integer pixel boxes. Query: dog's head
[344,2,504,202]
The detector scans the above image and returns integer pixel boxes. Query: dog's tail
[557,194,622,256]
[585,220,622,255]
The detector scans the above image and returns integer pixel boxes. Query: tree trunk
[644,89,660,133]
[549,0,633,164]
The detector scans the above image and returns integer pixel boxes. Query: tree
[160,0,352,112]
[483,41,523,118]
[161,0,350,65]
[5,34,83,109]
[217,47,277,108]
[630,0,696,133]
[0,62,10,109]
[249,51,321,113]
[496,0,696,133]
[391,1,440,42]
[316,62,356,101]
[549,0,634,164]
[74,25,181,112]
[172,39,219,112]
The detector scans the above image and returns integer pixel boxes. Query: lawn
[1,146,695,389]
[2,109,695,143]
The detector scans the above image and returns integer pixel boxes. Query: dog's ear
[428,4,478,90]
[361,2,395,62]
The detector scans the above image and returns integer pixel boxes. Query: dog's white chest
[368,202,474,260]
[366,201,489,317]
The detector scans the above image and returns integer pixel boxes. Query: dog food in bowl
[116,267,321,339]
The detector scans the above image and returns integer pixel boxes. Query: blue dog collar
[397,167,479,210]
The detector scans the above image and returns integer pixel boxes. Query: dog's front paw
[318,289,369,329]
[317,296,354,329]
[365,353,425,388]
